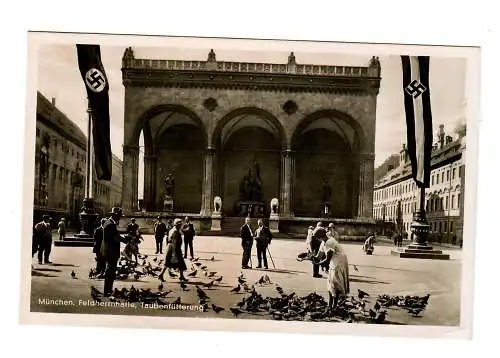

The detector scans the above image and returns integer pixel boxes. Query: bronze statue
[321,179,332,203]
[164,174,174,197]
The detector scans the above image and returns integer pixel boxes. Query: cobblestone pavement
[29,235,462,326]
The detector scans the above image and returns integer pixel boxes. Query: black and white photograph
[20,31,479,338]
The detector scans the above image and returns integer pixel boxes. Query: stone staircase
[54,232,95,247]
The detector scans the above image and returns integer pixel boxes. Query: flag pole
[85,100,92,199]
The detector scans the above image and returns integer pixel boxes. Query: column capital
[123,145,140,155]
[206,147,217,155]
[282,149,295,157]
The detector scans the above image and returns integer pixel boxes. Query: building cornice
[121,53,381,95]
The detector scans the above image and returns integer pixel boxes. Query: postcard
[20,31,480,339]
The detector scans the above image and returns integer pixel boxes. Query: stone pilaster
[144,155,157,211]
[357,153,375,218]
[280,149,295,217]
[201,147,216,215]
[122,145,140,213]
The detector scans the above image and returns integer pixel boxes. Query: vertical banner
[401,56,433,188]
[76,44,112,181]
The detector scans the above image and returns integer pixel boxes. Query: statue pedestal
[163,196,174,213]
[211,212,222,231]
[237,201,265,217]
[269,213,279,233]
[320,203,331,217]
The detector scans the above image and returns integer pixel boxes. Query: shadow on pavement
[49,263,79,267]
[33,268,61,272]
[31,270,57,278]
[350,276,389,285]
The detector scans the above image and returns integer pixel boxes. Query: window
[445,196,449,209]
[432,176,434,185]
[438,222,442,232]
[458,194,461,208]
[450,222,454,232]
[446,170,450,181]
[441,172,444,183]
[444,221,448,232]
[452,168,456,180]
[451,195,455,209]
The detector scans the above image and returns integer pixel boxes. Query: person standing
[127,218,140,240]
[310,222,327,278]
[153,216,167,254]
[158,218,187,282]
[100,207,128,297]
[317,234,350,313]
[57,218,66,241]
[93,218,107,277]
[254,219,272,269]
[34,215,53,264]
[240,217,254,269]
[182,216,196,260]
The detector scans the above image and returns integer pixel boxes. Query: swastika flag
[76,44,112,181]
[401,56,433,188]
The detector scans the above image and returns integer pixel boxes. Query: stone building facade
[373,125,466,245]
[34,91,123,227]
[120,49,381,237]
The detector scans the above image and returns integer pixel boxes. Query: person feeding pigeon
[296,226,314,262]
[316,228,350,313]
[310,222,327,278]
[101,207,129,297]
[158,218,188,282]
[362,232,375,255]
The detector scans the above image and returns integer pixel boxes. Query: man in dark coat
[127,218,140,240]
[100,207,128,297]
[254,219,272,269]
[153,216,167,254]
[182,216,196,260]
[93,218,107,277]
[240,217,254,269]
[310,221,327,278]
[34,215,53,264]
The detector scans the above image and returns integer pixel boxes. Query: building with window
[34,91,123,228]
[373,124,466,245]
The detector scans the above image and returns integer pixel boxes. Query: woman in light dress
[317,223,350,312]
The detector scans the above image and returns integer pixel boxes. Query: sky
[37,44,468,169]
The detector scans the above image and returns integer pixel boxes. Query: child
[123,228,143,263]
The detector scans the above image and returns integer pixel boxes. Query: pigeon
[153,257,157,262]
[158,283,164,291]
[374,301,381,311]
[230,307,243,317]
[358,289,369,300]
[257,276,265,285]
[200,265,207,270]
[88,268,95,278]
[207,271,217,278]
[173,297,181,304]
[214,276,223,282]
[179,281,188,290]
[353,265,359,272]
[71,270,77,279]
[408,307,424,316]
[230,284,241,293]
[192,257,199,262]
[238,276,246,285]
[210,256,215,261]
[134,273,140,281]
[196,286,209,300]
[204,280,215,288]
[194,262,202,267]
[168,270,177,278]
[187,270,197,277]
[212,304,224,313]
[369,308,376,319]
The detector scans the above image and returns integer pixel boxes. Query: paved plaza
[29,234,462,326]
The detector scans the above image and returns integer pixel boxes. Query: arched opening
[292,111,363,218]
[135,105,207,213]
[214,109,284,217]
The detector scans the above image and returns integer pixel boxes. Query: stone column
[201,147,216,215]
[122,145,140,213]
[357,153,375,218]
[280,149,295,217]
[144,155,157,211]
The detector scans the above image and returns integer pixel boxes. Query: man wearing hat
[240,217,254,269]
[310,222,327,278]
[34,215,53,264]
[101,207,128,297]
[153,215,167,254]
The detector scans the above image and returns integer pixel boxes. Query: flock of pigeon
[84,254,431,324]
